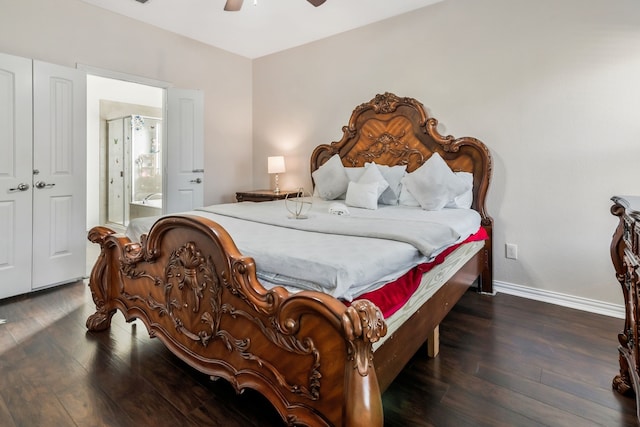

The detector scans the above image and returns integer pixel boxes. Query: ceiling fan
[224,0,326,11]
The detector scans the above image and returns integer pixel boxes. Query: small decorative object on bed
[285,187,312,219]
[610,195,640,422]
[86,92,493,426]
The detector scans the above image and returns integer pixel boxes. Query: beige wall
[253,0,640,306]
[0,0,253,213]
[3,0,640,307]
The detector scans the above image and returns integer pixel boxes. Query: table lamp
[268,156,285,194]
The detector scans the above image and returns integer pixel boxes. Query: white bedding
[125,198,481,301]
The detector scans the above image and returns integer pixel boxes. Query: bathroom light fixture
[268,156,286,194]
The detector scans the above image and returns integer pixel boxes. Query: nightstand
[235,189,300,202]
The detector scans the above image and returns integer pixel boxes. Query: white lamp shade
[268,156,286,174]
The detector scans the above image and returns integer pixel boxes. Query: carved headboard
[310,92,493,225]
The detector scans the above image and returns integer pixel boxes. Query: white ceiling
[80,0,444,59]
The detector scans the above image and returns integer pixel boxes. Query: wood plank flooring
[0,281,635,426]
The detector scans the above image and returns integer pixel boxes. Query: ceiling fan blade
[307,0,326,6]
[224,0,244,11]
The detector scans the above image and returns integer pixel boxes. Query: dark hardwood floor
[0,280,636,426]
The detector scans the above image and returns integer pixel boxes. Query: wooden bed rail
[86,215,387,427]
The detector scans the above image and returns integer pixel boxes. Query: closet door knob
[190,178,202,184]
[35,181,55,189]
[9,183,30,192]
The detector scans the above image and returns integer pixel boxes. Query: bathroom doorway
[86,74,165,230]
[106,113,162,226]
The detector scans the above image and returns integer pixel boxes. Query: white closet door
[0,52,33,299]
[32,60,86,289]
[165,88,204,213]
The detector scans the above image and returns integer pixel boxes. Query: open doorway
[86,75,164,230]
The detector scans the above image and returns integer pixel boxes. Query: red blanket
[346,227,488,318]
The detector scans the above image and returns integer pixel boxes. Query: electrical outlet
[505,243,518,260]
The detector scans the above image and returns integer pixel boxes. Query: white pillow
[326,167,367,200]
[345,167,365,182]
[345,181,379,210]
[398,177,420,207]
[402,153,471,211]
[357,163,389,198]
[445,172,474,209]
[312,154,349,200]
[366,163,406,205]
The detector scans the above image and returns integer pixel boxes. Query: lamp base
[273,174,281,194]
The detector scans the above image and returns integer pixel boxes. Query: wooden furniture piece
[236,189,300,202]
[86,93,493,427]
[611,195,640,422]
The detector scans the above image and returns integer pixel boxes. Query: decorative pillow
[402,153,471,211]
[398,177,420,207]
[324,167,366,199]
[357,163,389,198]
[312,154,349,200]
[345,167,365,182]
[445,172,474,209]
[345,181,379,210]
[366,162,406,205]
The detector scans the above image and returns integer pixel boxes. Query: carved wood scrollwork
[368,92,403,114]
[86,226,119,331]
[344,129,426,168]
[354,92,422,117]
[342,300,387,376]
[612,252,637,396]
[120,240,322,401]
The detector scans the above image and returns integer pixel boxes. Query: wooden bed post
[479,221,494,294]
[342,300,386,427]
[86,226,121,332]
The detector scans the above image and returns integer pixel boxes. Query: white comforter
[125,198,481,300]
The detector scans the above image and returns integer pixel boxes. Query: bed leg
[344,364,383,427]
[86,226,121,332]
[427,325,440,358]
[479,224,494,294]
[86,307,116,332]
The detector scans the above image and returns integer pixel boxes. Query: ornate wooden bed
[86,92,493,426]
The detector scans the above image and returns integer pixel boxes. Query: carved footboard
[86,215,387,427]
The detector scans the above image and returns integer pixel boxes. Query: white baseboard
[493,280,625,319]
